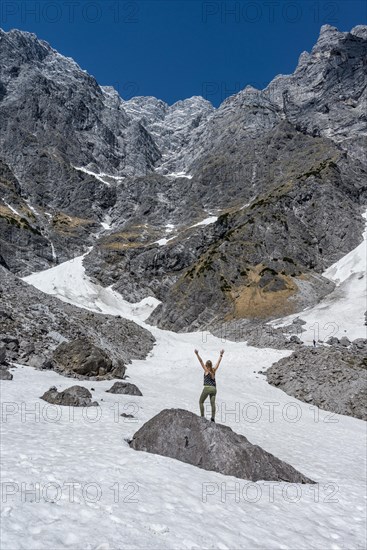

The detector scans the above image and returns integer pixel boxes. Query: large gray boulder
[40,385,98,407]
[51,338,117,378]
[267,347,367,420]
[106,381,142,396]
[129,408,314,483]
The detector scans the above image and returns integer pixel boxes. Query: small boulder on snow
[40,385,99,407]
[326,336,339,345]
[106,381,142,396]
[289,335,302,344]
[129,408,314,483]
[0,368,13,380]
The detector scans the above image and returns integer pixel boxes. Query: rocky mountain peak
[0,28,52,63]
[0,24,366,341]
[351,25,367,39]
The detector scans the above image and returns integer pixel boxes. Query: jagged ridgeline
[0,25,366,330]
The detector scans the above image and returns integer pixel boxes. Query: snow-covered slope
[23,253,160,323]
[271,209,367,343]
[1,248,366,549]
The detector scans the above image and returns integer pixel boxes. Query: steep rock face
[0,28,160,248]
[264,25,367,161]
[86,122,365,330]
[122,95,215,174]
[0,29,160,179]
[159,25,367,175]
[129,408,314,483]
[1,25,366,331]
[83,25,367,331]
[0,159,103,274]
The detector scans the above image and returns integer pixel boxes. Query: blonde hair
[205,360,214,375]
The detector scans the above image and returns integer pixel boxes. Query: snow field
[1,226,365,549]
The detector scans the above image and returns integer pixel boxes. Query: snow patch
[154,236,174,246]
[166,171,193,179]
[73,166,125,187]
[3,201,21,217]
[100,215,112,231]
[22,254,160,323]
[25,199,39,216]
[50,241,57,262]
[190,215,218,228]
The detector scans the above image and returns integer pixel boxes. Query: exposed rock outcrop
[129,408,314,483]
[266,347,367,420]
[0,266,155,370]
[0,345,7,364]
[1,25,366,331]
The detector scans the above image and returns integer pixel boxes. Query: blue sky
[1,0,366,106]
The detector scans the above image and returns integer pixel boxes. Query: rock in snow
[129,408,314,483]
[40,385,99,407]
[50,338,118,378]
[106,381,142,396]
[0,368,13,380]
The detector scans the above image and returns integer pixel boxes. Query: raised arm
[194,349,206,370]
[214,349,224,372]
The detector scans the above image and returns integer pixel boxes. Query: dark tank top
[204,372,216,387]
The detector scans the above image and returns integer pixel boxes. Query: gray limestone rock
[266,347,367,420]
[1,24,366,334]
[352,338,367,350]
[0,266,155,373]
[0,368,13,380]
[129,408,314,483]
[339,336,351,347]
[51,338,114,377]
[0,345,6,364]
[40,385,98,407]
[326,337,339,345]
[106,382,142,396]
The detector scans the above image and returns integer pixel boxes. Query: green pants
[199,386,217,419]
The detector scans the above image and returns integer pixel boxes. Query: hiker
[194,348,224,422]
[313,339,316,348]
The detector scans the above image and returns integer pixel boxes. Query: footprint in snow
[148,523,169,534]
